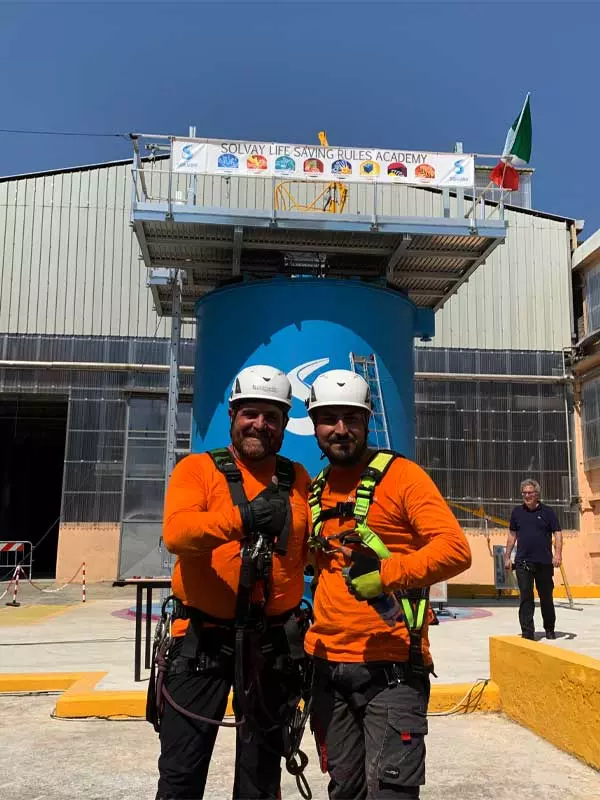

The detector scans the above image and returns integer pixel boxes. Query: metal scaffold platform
[130,132,507,319]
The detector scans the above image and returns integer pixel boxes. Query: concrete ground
[1,581,599,689]
[2,695,600,800]
[2,582,600,799]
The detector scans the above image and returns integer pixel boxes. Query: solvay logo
[182,144,194,161]
[286,357,330,436]
[453,159,465,176]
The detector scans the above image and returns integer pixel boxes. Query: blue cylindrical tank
[192,278,433,476]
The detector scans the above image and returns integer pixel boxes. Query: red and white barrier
[2,561,89,604]
[5,565,21,607]
[0,542,24,553]
[0,566,18,602]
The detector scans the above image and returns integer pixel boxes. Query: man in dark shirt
[504,479,563,640]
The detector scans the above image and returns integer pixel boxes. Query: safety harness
[147,448,313,798]
[308,449,429,677]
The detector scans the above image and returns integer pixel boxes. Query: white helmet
[229,365,293,409]
[306,369,372,414]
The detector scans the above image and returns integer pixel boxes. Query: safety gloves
[239,482,289,538]
[342,551,385,600]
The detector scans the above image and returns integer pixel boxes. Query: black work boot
[521,631,535,640]
[545,630,556,639]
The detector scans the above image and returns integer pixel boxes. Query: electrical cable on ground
[427,678,491,717]
[15,679,495,724]
[50,711,145,722]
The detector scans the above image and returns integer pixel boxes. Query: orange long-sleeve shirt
[304,456,471,663]
[163,451,311,635]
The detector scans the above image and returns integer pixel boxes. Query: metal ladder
[349,353,391,449]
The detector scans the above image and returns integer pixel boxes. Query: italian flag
[490,94,532,191]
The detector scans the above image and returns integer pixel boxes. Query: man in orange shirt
[152,365,311,800]
[304,369,471,800]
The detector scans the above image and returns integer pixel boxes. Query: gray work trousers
[310,657,430,800]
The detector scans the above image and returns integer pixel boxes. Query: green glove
[342,551,385,600]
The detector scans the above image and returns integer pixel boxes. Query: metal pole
[165,270,182,485]
[442,188,450,219]
[167,138,174,220]
[188,125,197,206]
[372,181,378,230]
[563,359,575,505]
[161,270,182,588]
[454,142,464,219]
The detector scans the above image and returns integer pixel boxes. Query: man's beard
[319,435,368,466]
[231,427,283,461]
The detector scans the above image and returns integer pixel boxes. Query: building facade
[569,230,600,585]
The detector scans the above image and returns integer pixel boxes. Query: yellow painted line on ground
[450,584,600,599]
[2,671,496,718]
[0,605,75,625]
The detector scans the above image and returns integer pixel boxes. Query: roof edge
[0,153,168,183]
[0,155,575,225]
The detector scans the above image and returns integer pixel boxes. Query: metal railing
[130,136,505,227]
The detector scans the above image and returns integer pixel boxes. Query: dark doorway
[0,395,68,578]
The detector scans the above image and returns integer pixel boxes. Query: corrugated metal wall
[428,208,573,352]
[1,159,573,351]
[0,163,172,338]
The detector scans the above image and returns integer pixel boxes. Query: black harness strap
[209,448,297,742]
[209,447,247,506]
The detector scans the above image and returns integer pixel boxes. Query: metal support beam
[406,289,446,298]
[148,236,391,257]
[415,371,569,385]
[393,270,462,282]
[395,248,482,260]
[165,270,182,487]
[232,225,243,276]
[434,237,505,312]
[149,283,163,316]
[0,359,568,385]
[387,235,412,278]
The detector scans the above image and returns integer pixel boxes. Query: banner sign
[172,137,474,188]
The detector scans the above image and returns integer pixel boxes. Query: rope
[24,562,84,593]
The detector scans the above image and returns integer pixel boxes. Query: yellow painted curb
[2,671,496,719]
[0,672,87,693]
[429,681,500,713]
[490,635,600,770]
[449,583,600,599]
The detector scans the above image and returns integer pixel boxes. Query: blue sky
[1,0,598,234]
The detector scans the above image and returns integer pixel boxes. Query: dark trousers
[515,562,556,636]
[156,628,298,800]
[310,658,430,800]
